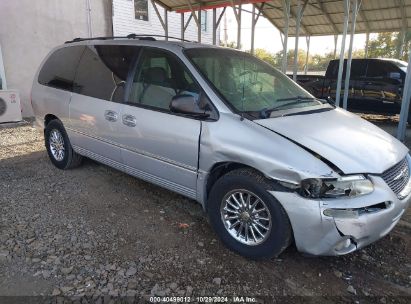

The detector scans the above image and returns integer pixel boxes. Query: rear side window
[73,45,138,102]
[366,61,397,78]
[38,46,84,91]
[325,59,366,79]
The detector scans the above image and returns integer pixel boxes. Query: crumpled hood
[255,108,409,174]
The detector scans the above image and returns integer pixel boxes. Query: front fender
[197,113,339,205]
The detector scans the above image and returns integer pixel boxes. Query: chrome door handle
[122,114,137,127]
[104,110,118,122]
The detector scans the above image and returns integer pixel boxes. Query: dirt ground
[0,119,410,303]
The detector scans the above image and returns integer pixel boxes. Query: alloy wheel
[49,129,65,161]
[220,189,272,246]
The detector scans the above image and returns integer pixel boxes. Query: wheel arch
[204,162,269,211]
[44,114,60,128]
[205,163,294,258]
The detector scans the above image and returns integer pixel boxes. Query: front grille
[381,157,410,197]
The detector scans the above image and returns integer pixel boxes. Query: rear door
[346,59,368,111]
[34,45,85,126]
[362,60,402,114]
[67,44,139,163]
[323,60,339,101]
[325,59,365,109]
[117,47,204,199]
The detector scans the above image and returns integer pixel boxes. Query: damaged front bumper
[269,175,411,256]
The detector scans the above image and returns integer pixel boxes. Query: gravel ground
[0,122,410,303]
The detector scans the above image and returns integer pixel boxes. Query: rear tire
[207,168,292,259]
[45,119,82,170]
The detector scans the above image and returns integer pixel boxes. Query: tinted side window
[38,46,84,91]
[74,45,138,102]
[350,60,367,78]
[366,61,397,78]
[128,48,201,110]
[326,60,366,79]
[325,60,338,78]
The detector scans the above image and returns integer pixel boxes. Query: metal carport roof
[254,0,411,36]
[153,0,411,36]
[153,0,266,12]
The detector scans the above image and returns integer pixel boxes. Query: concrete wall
[113,0,215,44]
[0,0,112,117]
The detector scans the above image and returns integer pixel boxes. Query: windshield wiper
[259,96,316,118]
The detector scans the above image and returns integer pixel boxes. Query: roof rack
[65,34,193,44]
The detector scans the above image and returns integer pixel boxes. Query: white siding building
[0,0,112,117]
[113,0,217,44]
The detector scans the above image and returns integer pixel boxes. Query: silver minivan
[32,37,411,259]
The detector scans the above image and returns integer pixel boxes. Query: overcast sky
[224,4,371,55]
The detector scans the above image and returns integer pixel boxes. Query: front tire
[208,168,292,259]
[45,119,83,170]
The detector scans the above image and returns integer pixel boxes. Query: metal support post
[212,7,226,46]
[213,8,217,45]
[229,1,242,49]
[343,0,360,110]
[304,36,310,74]
[186,0,201,42]
[397,29,406,59]
[164,9,168,40]
[250,4,263,54]
[282,0,291,73]
[335,0,350,107]
[397,48,411,141]
[181,13,185,40]
[86,0,93,38]
[293,0,308,81]
[251,5,256,54]
[333,35,338,59]
[396,0,407,59]
[198,8,202,43]
[151,0,168,39]
[364,32,370,58]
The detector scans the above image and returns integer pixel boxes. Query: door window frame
[72,44,140,103]
[123,46,219,121]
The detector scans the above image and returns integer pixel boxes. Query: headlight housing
[301,175,374,198]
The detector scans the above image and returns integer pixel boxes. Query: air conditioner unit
[0,90,22,123]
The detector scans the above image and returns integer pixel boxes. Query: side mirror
[389,72,401,80]
[170,94,209,118]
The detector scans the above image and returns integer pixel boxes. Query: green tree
[310,51,335,71]
[367,32,397,58]
[220,41,238,49]
[254,48,276,67]
[270,49,308,71]
[367,32,410,60]
[352,49,365,58]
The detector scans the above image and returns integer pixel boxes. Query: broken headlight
[301,175,374,198]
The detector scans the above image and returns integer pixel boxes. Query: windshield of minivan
[185,48,324,116]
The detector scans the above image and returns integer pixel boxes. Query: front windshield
[185,48,322,114]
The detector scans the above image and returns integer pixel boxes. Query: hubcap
[220,189,272,246]
[49,129,65,161]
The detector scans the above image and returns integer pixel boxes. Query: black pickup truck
[294,58,409,121]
